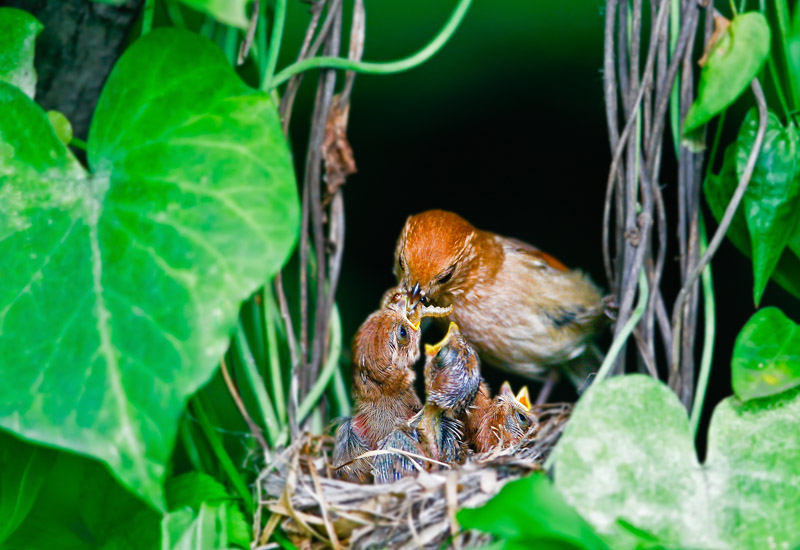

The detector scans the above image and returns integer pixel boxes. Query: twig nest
[258,403,571,550]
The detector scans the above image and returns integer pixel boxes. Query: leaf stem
[594,269,650,384]
[263,286,287,424]
[669,0,681,155]
[70,137,87,151]
[141,0,155,35]
[266,0,474,90]
[332,357,351,417]
[690,215,716,437]
[774,0,798,109]
[767,56,792,120]
[276,304,342,446]
[234,323,282,445]
[190,397,255,513]
[261,0,287,90]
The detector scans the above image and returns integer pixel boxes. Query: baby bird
[333,294,449,483]
[393,209,607,386]
[373,322,482,483]
[473,382,537,453]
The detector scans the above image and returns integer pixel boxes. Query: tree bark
[3,0,142,139]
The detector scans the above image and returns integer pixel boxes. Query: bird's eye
[515,410,530,427]
[397,325,409,344]
[437,267,454,284]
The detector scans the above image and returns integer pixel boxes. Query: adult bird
[393,209,608,398]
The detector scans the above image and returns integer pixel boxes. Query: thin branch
[669,79,768,379]
[220,357,270,453]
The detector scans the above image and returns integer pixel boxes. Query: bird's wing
[372,425,421,484]
[501,236,569,272]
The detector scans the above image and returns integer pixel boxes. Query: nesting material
[257,402,572,550]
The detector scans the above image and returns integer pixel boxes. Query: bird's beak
[408,282,422,309]
[424,321,460,357]
[516,386,532,411]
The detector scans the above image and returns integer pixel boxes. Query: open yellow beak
[516,386,532,411]
[424,321,460,356]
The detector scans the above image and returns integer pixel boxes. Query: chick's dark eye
[515,411,530,427]
[397,325,409,344]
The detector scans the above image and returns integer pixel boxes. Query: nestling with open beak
[393,209,608,388]
[333,293,450,483]
[473,382,537,453]
[373,322,482,483]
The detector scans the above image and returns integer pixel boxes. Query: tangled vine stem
[266,0,473,89]
[602,0,754,412]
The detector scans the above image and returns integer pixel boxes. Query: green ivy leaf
[684,12,770,133]
[0,8,42,98]
[704,138,800,300]
[0,432,55,545]
[552,375,800,550]
[0,28,299,509]
[458,473,609,550]
[166,472,249,548]
[734,109,800,304]
[732,307,800,401]
[177,0,250,29]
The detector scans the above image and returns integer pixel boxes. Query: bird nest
[255,402,572,550]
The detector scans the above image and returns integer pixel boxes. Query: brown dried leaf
[322,95,357,201]
[698,14,732,67]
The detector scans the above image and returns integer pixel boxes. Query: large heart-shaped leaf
[732,307,800,401]
[684,12,770,132]
[734,109,800,304]
[0,8,42,98]
[704,135,800,301]
[552,375,800,549]
[0,29,299,509]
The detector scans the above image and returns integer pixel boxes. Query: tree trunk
[3,0,142,139]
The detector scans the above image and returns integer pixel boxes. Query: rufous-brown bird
[473,382,536,453]
[393,209,607,393]
[373,322,482,483]
[333,293,449,483]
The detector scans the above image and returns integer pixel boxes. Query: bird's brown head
[423,322,482,415]
[394,210,483,307]
[352,298,422,396]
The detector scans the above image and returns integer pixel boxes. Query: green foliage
[735,109,800,304]
[0,27,298,509]
[552,375,800,550]
[684,12,770,133]
[0,432,55,545]
[704,114,800,301]
[165,472,250,547]
[177,0,250,29]
[2,451,161,550]
[458,473,609,550]
[732,307,800,401]
[0,8,42,98]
